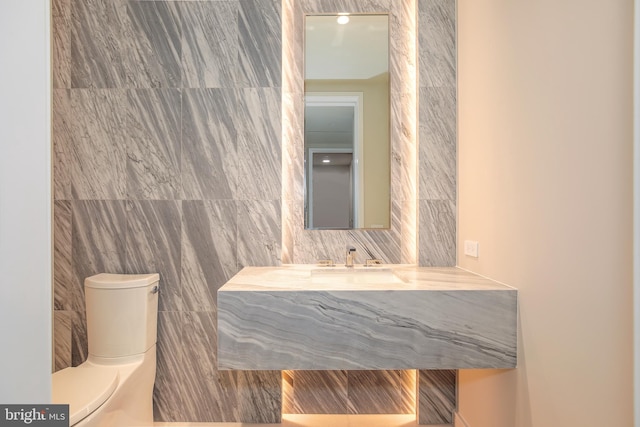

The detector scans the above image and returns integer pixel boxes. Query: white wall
[457,0,634,426]
[0,0,52,403]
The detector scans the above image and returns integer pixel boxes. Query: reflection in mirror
[304,14,390,230]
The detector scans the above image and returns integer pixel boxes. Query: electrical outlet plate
[464,240,479,258]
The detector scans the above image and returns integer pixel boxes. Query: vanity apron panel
[218,267,517,370]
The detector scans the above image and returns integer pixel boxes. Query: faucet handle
[346,245,356,253]
[365,258,384,266]
[317,259,335,267]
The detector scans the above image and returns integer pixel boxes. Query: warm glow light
[337,15,350,25]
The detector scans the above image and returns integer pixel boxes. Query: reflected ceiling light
[337,14,350,25]
[322,158,331,163]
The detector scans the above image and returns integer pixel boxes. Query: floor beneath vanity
[154,414,452,427]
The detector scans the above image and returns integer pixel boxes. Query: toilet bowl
[52,273,159,427]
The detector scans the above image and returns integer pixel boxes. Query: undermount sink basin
[310,267,405,284]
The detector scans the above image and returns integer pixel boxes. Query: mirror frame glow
[281,0,417,265]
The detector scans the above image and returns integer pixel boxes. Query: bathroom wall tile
[70,0,130,88]
[52,90,72,200]
[347,371,414,414]
[237,0,282,88]
[389,0,417,96]
[69,89,128,199]
[70,310,88,366]
[418,199,456,267]
[282,91,305,203]
[125,200,182,312]
[419,87,456,201]
[236,88,282,201]
[300,0,392,14]
[287,371,348,414]
[401,199,418,265]
[125,1,182,88]
[417,370,456,425]
[181,88,239,200]
[54,201,72,311]
[236,370,282,423]
[391,92,418,204]
[52,0,71,89]
[126,89,182,199]
[180,312,240,422]
[418,0,456,89]
[53,311,72,372]
[181,200,237,312]
[292,228,402,265]
[237,200,281,267]
[71,200,127,311]
[282,371,295,414]
[179,1,239,88]
[281,0,303,95]
[154,311,184,422]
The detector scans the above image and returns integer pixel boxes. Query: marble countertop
[220,264,515,292]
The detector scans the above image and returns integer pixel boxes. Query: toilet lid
[52,366,119,426]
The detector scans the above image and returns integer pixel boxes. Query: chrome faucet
[345,246,356,267]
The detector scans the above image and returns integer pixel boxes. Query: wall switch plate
[464,240,479,258]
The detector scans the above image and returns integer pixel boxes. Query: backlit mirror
[304,14,390,230]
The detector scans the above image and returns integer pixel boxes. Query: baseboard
[454,411,470,427]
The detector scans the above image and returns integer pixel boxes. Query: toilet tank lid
[85,273,160,289]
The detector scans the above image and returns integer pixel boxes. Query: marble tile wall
[52,0,282,423]
[52,0,457,424]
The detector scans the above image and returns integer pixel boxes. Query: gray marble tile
[419,199,456,267]
[54,311,72,372]
[126,1,182,88]
[347,370,413,414]
[125,200,182,312]
[237,200,281,267]
[282,371,296,414]
[126,89,182,199]
[70,89,128,199]
[391,91,418,204]
[292,228,402,265]
[153,311,184,422]
[401,199,418,264]
[181,200,237,312]
[181,88,238,200]
[300,0,392,14]
[417,370,456,425]
[54,201,72,311]
[179,1,239,88]
[52,0,71,89]
[419,87,456,200]
[70,0,130,88]
[390,0,418,95]
[236,88,282,201]
[418,0,456,89]
[281,0,304,95]
[70,310,88,367]
[52,90,72,200]
[236,370,282,423]
[288,371,348,414]
[237,0,282,88]
[180,312,240,422]
[71,200,127,312]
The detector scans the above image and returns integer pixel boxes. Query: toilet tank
[85,273,159,358]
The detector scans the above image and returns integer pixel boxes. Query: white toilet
[53,273,160,427]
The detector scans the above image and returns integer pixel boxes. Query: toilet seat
[52,366,119,426]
